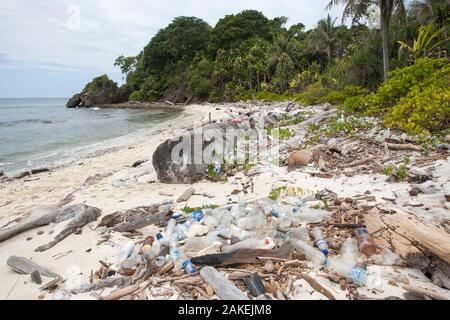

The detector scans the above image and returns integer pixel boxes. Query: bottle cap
[322,249,329,256]
[355,228,368,236]
[156,233,163,240]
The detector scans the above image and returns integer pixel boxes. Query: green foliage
[128,90,143,102]
[267,127,295,140]
[397,164,408,181]
[294,82,329,105]
[181,204,219,214]
[187,56,214,99]
[383,166,394,176]
[84,74,114,92]
[384,63,450,134]
[269,186,288,201]
[365,58,447,115]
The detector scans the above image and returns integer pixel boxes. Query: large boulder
[66,75,127,108]
[66,93,82,108]
[153,121,252,184]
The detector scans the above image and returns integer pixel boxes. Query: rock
[31,168,49,175]
[37,230,44,235]
[263,260,274,273]
[66,75,127,108]
[158,191,174,197]
[0,170,4,177]
[153,121,250,184]
[66,93,81,108]
[409,188,421,196]
[287,150,310,171]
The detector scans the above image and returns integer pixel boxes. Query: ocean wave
[0,119,62,127]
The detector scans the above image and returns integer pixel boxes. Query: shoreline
[0,105,199,177]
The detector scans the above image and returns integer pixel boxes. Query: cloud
[0,0,343,97]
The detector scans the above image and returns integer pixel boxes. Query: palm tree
[310,15,339,62]
[327,0,407,79]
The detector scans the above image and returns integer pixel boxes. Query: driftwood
[35,205,101,252]
[386,143,422,152]
[366,207,450,265]
[7,256,60,278]
[97,203,171,232]
[301,274,336,300]
[402,284,450,300]
[101,279,151,300]
[200,266,249,300]
[176,187,195,203]
[192,243,293,267]
[0,194,75,243]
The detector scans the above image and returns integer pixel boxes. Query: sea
[0,98,179,175]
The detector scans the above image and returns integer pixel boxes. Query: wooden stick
[301,274,336,300]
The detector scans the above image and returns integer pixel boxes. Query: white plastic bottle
[294,240,326,265]
[325,257,367,286]
[312,227,329,256]
[222,237,275,253]
[117,241,135,262]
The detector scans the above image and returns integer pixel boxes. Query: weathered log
[97,203,166,230]
[386,143,422,152]
[200,266,249,300]
[192,243,293,267]
[366,207,450,265]
[34,204,101,252]
[7,256,60,278]
[0,194,75,243]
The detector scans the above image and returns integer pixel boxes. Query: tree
[114,56,137,78]
[327,0,407,78]
[310,15,340,62]
[208,10,273,52]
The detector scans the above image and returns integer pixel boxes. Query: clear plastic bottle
[294,240,326,265]
[284,226,311,243]
[159,203,174,214]
[294,207,332,224]
[324,257,367,286]
[182,259,197,274]
[166,218,177,235]
[312,227,329,256]
[355,228,377,257]
[183,235,220,253]
[222,237,275,253]
[236,213,265,230]
[277,212,292,232]
[117,241,135,262]
[155,255,166,267]
[340,238,358,264]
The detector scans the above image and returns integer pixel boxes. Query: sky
[0,1,344,98]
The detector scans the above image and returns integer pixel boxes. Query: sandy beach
[0,103,449,300]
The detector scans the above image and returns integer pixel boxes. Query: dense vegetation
[104,1,449,135]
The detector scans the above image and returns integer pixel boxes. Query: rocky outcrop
[66,75,127,108]
[153,121,252,184]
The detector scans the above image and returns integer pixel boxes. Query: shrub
[384,64,450,134]
[365,58,447,115]
[128,90,143,101]
[294,82,328,105]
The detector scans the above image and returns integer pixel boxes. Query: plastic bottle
[166,218,177,235]
[146,239,161,259]
[191,210,204,222]
[325,257,368,286]
[294,207,332,224]
[294,240,326,265]
[222,237,275,253]
[175,220,195,240]
[340,238,358,264]
[277,212,292,232]
[236,213,265,230]
[183,235,220,253]
[355,228,377,257]
[182,259,197,274]
[155,255,166,267]
[156,233,169,246]
[284,226,310,243]
[117,241,135,262]
[312,227,329,256]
